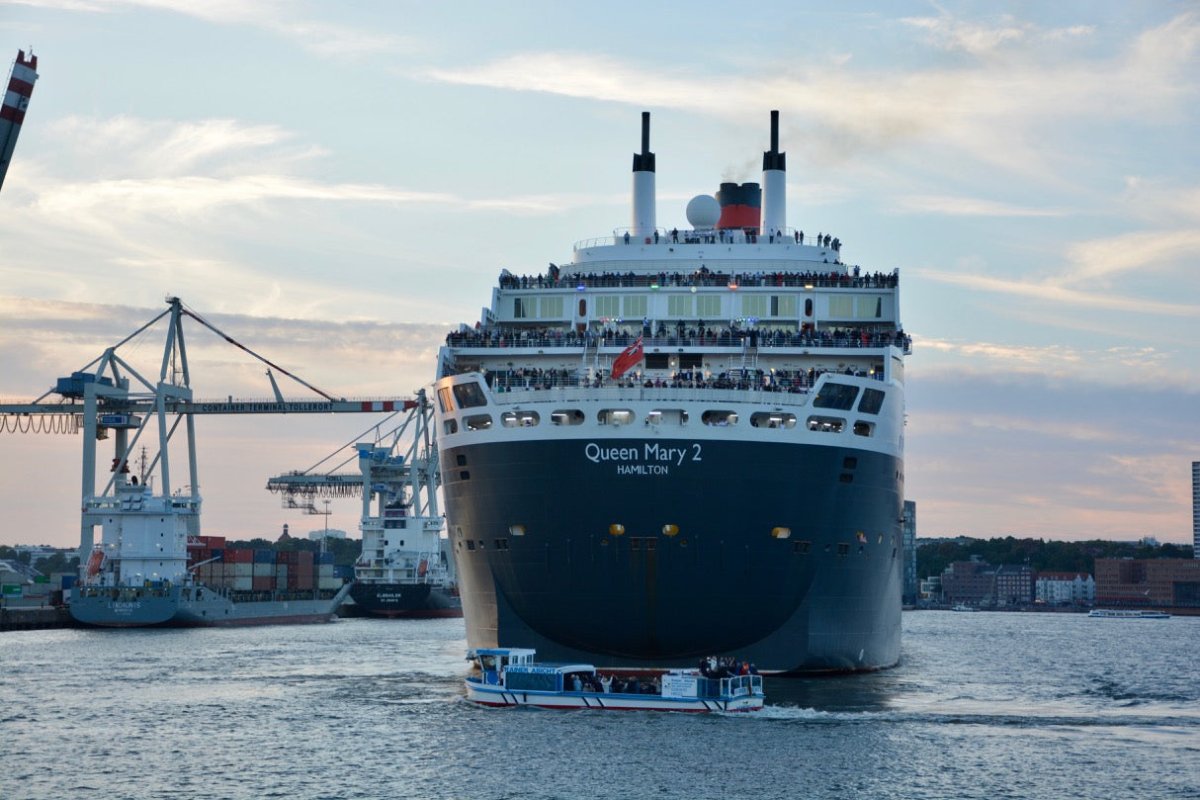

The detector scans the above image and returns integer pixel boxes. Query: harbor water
[2,611,1197,799]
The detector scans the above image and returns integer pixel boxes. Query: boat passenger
[572,674,582,692]
[600,674,612,693]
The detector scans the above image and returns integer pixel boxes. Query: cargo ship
[70,494,350,628]
[433,111,909,673]
[348,407,461,618]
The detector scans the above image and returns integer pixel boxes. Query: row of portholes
[446,408,873,435]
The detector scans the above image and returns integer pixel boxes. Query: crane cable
[0,413,81,434]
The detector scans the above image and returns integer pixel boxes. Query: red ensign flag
[610,336,644,379]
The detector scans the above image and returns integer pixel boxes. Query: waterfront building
[1095,558,1200,608]
[1193,461,1199,559]
[994,564,1034,607]
[918,575,941,603]
[902,501,917,605]
[940,560,995,606]
[1035,572,1095,606]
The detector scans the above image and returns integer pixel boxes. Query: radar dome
[685,194,720,228]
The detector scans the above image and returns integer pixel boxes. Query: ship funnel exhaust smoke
[631,111,656,240]
[761,109,786,237]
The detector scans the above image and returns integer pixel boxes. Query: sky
[1,1,1198,549]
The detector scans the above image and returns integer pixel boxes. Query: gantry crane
[0,297,418,574]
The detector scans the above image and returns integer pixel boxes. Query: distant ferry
[1087,609,1170,619]
[464,648,764,712]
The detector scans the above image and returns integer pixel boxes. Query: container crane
[0,297,417,573]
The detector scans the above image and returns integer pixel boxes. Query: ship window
[702,410,738,426]
[501,410,540,428]
[459,470,470,480]
[598,408,635,426]
[513,296,531,319]
[456,454,467,466]
[839,473,854,483]
[770,295,797,317]
[630,538,640,551]
[551,409,585,425]
[679,353,703,368]
[453,382,488,408]
[494,539,509,550]
[647,409,688,426]
[539,296,564,319]
[443,419,458,434]
[813,382,859,410]
[807,415,845,433]
[794,540,811,554]
[623,295,647,317]
[750,411,796,429]
[578,298,586,317]
[464,414,493,431]
[804,298,813,317]
[740,294,767,317]
[667,294,694,317]
[466,540,475,551]
[595,296,620,318]
[858,388,885,414]
[828,296,852,318]
[696,295,720,316]
[837,543,850,556]
[853,421,874,437]
[645,353,669,370]
[856,295,883,319]
[437,387,455,412]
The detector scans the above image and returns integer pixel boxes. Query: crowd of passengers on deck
[477,365,873,393]
[498,264,898,291]
[446,323,911,352]
[565,656,757,695]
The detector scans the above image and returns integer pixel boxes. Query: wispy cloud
[900,14,1093,57]
[422,12,1199,177]
[893,194,1067,217]
[917,269,1198,317]
[1,0,410,56]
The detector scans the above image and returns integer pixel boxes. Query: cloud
[893,194,1068,217]
[0,296,447,399]
[900,14,1094,57]
[1,0,410,56]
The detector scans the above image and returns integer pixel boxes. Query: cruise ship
[433,111,909,673]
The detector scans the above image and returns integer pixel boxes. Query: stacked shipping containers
[185,541,338,594]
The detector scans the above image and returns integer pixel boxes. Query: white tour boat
[464,648,764,712]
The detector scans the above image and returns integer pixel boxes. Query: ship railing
[447,333,911,353]
[488,385,814,408]
[719,674,763,698]
[499,270,898,291]
[575,226,837,250]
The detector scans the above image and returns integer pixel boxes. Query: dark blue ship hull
[440,436,903,674]
[348,582,462,618]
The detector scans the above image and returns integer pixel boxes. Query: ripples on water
[2,613,1197,799]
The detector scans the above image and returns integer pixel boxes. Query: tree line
[916,536,1191,580]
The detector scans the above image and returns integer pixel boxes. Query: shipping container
[275,565,288,581]
[252,563,273,577]
[230,563,254,578]
[316,552,334,565]
[297,551,314,567]
[230,576,253,591]
[253,549,275,564]
[226,548,253,564]
[318,577,343,591]
[317,564,334,578]
[251,576,275,591]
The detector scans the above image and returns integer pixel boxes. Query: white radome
[685,194,720,228]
